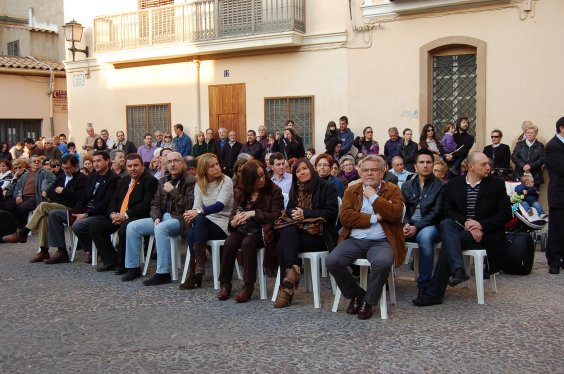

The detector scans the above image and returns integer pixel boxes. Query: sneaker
[540,213,548,219]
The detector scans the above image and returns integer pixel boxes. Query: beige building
[62,0,563,155]
[0,0,67,143]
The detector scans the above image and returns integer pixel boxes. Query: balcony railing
[94,0,306,53]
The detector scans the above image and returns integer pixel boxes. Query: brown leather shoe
[44,250,70,264]
[357,301,373,320]
[217,282,232,300]
[273,287,294,308]
[282,264,301,289]
[179,257,197,290]
[30,251,50,263]
[234,284,254,303]
[3,231,27,244]
[346,296,362,315]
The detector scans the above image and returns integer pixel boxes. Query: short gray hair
[339,155,355,169]
[109,149,124,161]
[358,154,385,170]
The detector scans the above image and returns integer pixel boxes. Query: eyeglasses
[32,159,42,164]
[13,166,23,170]
[164,136,172,139]
[257,173,266,180]
[361,168,382,173]
[365,131,373,134]
[166,159,183,164]
[51,164,61,168]
[491,135,500,138]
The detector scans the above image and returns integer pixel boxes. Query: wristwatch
[196,208,203,214]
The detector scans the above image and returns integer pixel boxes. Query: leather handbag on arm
[274,211,326,236]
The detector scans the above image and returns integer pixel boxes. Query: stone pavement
[0,235,562,373]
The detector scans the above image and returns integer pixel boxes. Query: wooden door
[209,83,246,142]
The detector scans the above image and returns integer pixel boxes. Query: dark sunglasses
[491,135,500,138]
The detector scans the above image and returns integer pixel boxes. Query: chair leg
[211,243,221,290]
[359,266,368,290]
[170,236,180,281]
[91,241,97,266]
[271,267,281,302]
[143,235,155,275]
[181,245,191,284]
[379,285,388,320]
[473,253,485,305]
[304,258,312,293]
[257,248,266,300]
[310,257,322,309]
[464,255,472,289]
[321,256,328,277]
[331,282,341,312]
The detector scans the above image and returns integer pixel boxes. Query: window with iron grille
[432,54,476,138]
[7,40,19,56]
[126,104,171,147]
[265,96,314,148]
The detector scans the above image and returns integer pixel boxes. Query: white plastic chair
[91,232,119,267]
[331,262,396,320]
[180,239,243,288]
[404,241,442,277]
[462,249,498,305]
[143,235,180,280]
[67,211,80,262]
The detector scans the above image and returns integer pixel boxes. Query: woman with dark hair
[418,124,444,158]
[93,137,108,153]
[217,159,284,302]
[0,159,13,193]
[353,126,379,156]
[273,128,302,164]
[399,128,418,172]
[325,137,342,162]
[274,158,338,307]
[0,142,12,161]
[314,154,344,198]
[181,153,233,289]
[324,121,338,146]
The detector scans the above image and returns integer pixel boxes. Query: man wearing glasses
[483,130,511,172]
[327,155,405,320]
[3,154,55,228]
[121,152,195,284]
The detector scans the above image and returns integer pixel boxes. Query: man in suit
[3,154,87,263]
[89,153,158,274]
[112,131,137,155]
[483,129,511,171]
[219,131,243,177]
[212,127,228,158]
[544,117,564,274]
[414,151,512,306]
[47,151,120,264]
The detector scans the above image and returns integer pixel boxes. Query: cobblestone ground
[1,234,562,373]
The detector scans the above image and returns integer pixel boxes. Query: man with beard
[445,117,475,175]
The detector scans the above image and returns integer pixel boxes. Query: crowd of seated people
[0,116,559,319]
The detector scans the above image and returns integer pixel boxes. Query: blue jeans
[407,225,440,287]
[520,201,545,215]
[125,214,181,273]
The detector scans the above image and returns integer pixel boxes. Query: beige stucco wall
[64,0,564,155]
[0,74,68,137]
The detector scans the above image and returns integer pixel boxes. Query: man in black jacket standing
[544,117,564,274]
[401,149,446,299]
[414,151,511,306]
[219,131,242,177]
[89,153,158,274]
[112,131,137,155]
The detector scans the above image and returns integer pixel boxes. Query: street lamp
[63,19,89,61]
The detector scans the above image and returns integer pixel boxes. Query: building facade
[62,0,563,155]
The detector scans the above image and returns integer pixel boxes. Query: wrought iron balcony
[94,0,306,54]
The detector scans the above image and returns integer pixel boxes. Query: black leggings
[276,225,327,270]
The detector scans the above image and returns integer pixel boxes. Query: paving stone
[0,235,562,373]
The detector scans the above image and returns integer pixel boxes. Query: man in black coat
[48,151,120,264]
[89,153,158,273]
[544,117,564,274]
[483,129,511,171]
[3,154,87,263]
[414,151,512,306]
[219,131,243,177]
[112,131,137,155]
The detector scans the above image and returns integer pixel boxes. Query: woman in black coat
[274,158,338,308]
[511,125,544,187]
[399,128,418,172]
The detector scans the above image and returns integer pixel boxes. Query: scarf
[297,182,312,209]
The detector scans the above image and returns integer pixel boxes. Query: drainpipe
[194,59,201,133]
[27,55,54,137]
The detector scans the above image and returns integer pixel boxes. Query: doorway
[208,83,246,142]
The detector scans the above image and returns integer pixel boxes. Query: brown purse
[274,211,326,236]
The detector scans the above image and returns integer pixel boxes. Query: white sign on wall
[73,74,85,86]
